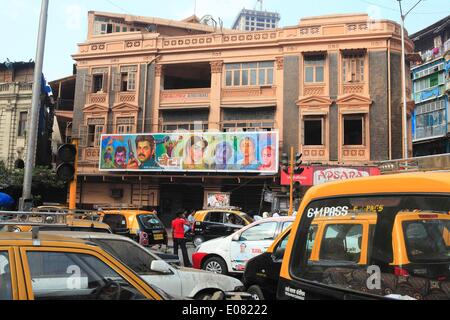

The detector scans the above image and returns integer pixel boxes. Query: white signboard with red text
[281,166,380,186]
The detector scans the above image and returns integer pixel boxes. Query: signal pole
[20,0,49,210]
[68,139,79,209]
[288,147,294,216]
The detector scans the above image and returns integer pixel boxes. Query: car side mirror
[232,233,240,241]
[272,247,285,261]
[150,260,171,274]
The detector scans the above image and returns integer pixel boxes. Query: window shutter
[78,125,88,148]
[128,71,136,91]
[83,74,92,93]
[112,72,121,92]
[102,73,109,93]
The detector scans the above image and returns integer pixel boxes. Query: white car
[42,231,245,299]
[192,216,294,275]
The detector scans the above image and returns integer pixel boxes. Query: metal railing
[378,153,450,174]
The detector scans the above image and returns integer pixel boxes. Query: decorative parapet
[210,61,223,73]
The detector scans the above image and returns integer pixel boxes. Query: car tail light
[394,267,410,276]
[438,276,447,281]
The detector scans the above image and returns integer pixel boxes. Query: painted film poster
[99,131,278,173]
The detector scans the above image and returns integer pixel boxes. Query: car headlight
[194,245,201,253]
[12,226,21,233]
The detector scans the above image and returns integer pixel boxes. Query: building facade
[0,61,53,170]
[232,8,280,31]
[71,12,413,223]
[410,15,450,156]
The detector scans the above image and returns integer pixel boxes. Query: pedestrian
[272,211,280,217]
[262,211,269,219]
[171,210,192,267]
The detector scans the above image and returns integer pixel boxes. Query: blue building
[410,15,450,156]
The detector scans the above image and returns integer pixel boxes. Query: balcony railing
[0,82,33,94]
[116,91,137,104]
[160,88,210,105]
[87,92,108,104]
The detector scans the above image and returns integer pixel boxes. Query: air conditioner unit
[111,189,123,199]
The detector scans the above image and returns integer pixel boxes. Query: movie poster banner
[99,131,278,173]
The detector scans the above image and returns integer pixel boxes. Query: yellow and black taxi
[192,207,254,247]
[278,172,450,300]
[98,208,168,246]
[0,211,167,300]
[243,225,292,300]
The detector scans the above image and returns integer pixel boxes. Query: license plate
[153,233,163,240]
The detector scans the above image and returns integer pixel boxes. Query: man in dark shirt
[171,210,192,267]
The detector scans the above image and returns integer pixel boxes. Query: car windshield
[138,214,164,229]
[102,214,127,229]
[403,219,450,263]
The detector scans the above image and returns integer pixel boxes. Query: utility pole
[397,0,423,159]
[20,0,49,210]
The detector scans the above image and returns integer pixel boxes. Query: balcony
[160,88,210,107]
[116,91,137,104]
[0,82,33,95]
[87,92,108,105]
[342,83,365,95]
[301,146,328,161]
[341,146,369,162]
[303,84,325,96]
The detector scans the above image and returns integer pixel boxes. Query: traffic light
[281,153,289,174]
[293,181,301,198]
[56,143,77,182]
[294,152,304,174]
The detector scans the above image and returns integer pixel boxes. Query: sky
[0,0,448,81]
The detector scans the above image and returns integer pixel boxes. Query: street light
[397,0,424,159]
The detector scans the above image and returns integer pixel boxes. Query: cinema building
[71,11,414,224]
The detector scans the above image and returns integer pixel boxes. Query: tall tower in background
[232,1,280,31]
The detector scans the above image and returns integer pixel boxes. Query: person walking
[171,210,192,267]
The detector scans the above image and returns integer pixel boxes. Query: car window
[91,239,158,275]
[102,214,127,230]
[206,211,224,223]
[26,251,147,300]
[290,195,450,300]
[0,251,12,300]
[282,221,293,231]
[240,222,278,241]
[226,213,245,226]
[138,214,164,229]
[319,224,363,262]
[306,225,318,259]
[403,220,450,263]
[275,230,291,252]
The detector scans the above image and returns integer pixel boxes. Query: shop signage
[281,166,380,186]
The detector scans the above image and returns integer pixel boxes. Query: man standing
[171,211,192,267]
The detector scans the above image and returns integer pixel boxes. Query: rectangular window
[18,112,27,137]
[224,62,274,87]
[92,74,103,92]
[221,121,274,132]
[304,118,323,145]
[343,115,364,145]
[116,117,135,134]
[87,118,105,147]
[304,56,325,83]
[119,66,137,91]
[343,55,365,83]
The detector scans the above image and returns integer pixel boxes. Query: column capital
[276,56,284,70]
[155,64,163,77]
[210,60,224,73]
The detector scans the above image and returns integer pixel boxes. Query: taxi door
[229,221,279,272]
